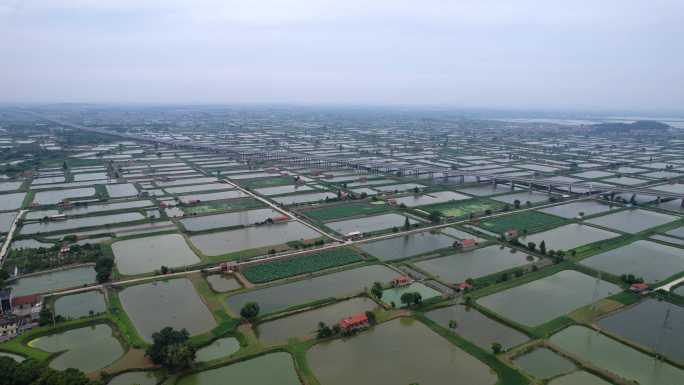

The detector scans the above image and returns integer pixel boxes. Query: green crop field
[242,248,363,283]
[242,176,295,188]
[422,199,502,219]
[477,211,566,234]
[302,202,389,221]
[181,198,264,215]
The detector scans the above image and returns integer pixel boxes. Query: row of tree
[0,357,102,385]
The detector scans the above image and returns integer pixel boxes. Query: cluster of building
[0,288,43,342]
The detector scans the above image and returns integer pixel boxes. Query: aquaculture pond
[359,231,455,261]
[73,172,107,181]
[256,297,377,345]
[254,184,313,196]
[108,371,162,385]
[53,199,153,216]
[10,266,96,296]
[491,191,550,204]
[179,190,246,203]
[195,337,240,362]
[0,192,26,211]
[189,221,322,256]
[392,191,470,207]
[177,352,301,385]
[598,299,684,362]
[539,200,617,219]
[112,233,200,275]
[550,326,684,385]
[205,274,241,292]
[308,318,497,385]
[119,278,216,342]
[521,223,619,251]
[478,270,620,326]
[0,181,23,192]
[381,282,441,307]
[105,184,138,198]
[426,304,529,350]
[54,290,106,319]
[29,324,124,373]
[581,240,684,283]
[271,192,337,205]
[227,265,397,315]
[586,209,678,234]
[513,348,576,379]
[179,208,280,232]
[548,371,612,385]
[0,211,17,233]
[32,187,95,205]
[413,246,533,284]
[21,212,146,235]
[164,183,232,194]
[325,213,419,235]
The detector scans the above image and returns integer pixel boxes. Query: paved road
[0,209,26,266]
[655,276,684,292]
[222,179,345,243]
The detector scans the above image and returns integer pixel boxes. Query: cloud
[1,0,683,110]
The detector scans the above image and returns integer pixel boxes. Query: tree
[0,356,102,385]
[146,327,195,371]
[365,311,377,325]
[428,210,442,223]
[95,256,114,283]
[317,322,333,338]
[403,217,411,231]
[448,320,458,334]
[527,241,536,251]
[491,342,503,354]
[240,302,260,321]
[513,199,521,209]
[413,186,420,194]
[371,282,384,300]
[539,240,546,255]
[400,292,415,307]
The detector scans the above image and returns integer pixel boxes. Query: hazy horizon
[1,1,683,111]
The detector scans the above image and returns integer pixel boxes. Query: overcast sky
[1,0,682,111]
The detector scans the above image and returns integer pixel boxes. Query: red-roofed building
[339,313,369,332]
[630,283,649,293]
[11,294,42,321]
[391,275,413,287]
[503,229,518,241]
[272,215,289,223]
[457,282,473,292]
[454,238,478,249]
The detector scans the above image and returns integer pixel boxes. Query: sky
[1,0,683,111]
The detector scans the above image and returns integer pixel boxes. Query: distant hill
[590,120,671,133]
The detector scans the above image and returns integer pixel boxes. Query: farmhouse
[339,313,369,332]
[392,275,413,287]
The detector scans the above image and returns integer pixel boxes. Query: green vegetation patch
[422,199,503,219]
[181,198,264,215]
[242,248,363,283]
[302,202,389,221]
[478,211,566,235]
[242,176,295,189]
